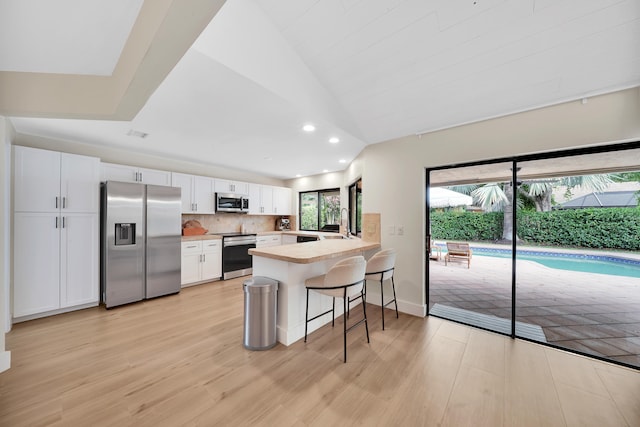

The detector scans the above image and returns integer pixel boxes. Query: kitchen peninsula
[249,238,380,345]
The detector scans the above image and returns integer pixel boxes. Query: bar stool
[304,256,369,363]
[364,248,397,330]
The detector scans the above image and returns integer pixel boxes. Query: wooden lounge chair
[445,242,472,268]
[428,239,441,261]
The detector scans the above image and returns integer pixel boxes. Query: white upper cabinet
[193,176,216,213]
[14,146,99,214]
[14,146,61,213]
[61,153,100,213]
[171,172,194,213]
[172,173,215,214]
[101,162,171,186]
[273,186,292,216]
[215,179,249,195]
[249,184,291,215]
[249,184,273,214]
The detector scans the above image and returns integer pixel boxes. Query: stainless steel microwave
[216,193,249,213]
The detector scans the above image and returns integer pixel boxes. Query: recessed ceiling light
[303,124,315,132]
[339,159,346,163]
[295,174,301,178]
[329,137,340,143]
[323,169,329,173]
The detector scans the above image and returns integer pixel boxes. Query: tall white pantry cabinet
[13,146,100,320]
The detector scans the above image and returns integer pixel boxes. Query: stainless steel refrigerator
[101,181,182,308]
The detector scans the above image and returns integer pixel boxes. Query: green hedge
[430,211,503,241]
[430,208,640,250]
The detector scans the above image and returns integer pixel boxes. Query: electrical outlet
[388,225,395,235]
[397,225,404,236]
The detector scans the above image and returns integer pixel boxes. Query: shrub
[431,208,640,250]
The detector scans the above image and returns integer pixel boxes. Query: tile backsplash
[182,214,282,234]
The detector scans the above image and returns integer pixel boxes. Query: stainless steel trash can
[243,276,279,350]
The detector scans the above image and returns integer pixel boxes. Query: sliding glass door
[427,161,514,335]
[427,142,640,368]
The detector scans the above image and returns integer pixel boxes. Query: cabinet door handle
[55,217,58,228]
[187,245,197,248]
[135,172,138,182]
[62,217,66,228]
[195,203,198,211]
[55,196,59,209]
[62,197,66,209]
[139,172,143,182]
[202,254,205,262]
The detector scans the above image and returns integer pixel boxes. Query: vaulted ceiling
[2,0,639,179]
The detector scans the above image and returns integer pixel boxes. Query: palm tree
[448,173,617,241]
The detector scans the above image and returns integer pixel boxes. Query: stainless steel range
[216,233,257,280]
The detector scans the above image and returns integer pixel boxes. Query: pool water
[458,247,640,279]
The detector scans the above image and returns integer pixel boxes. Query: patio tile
[429,253,640,368]
[551,339,614,357]
[599,336,640,354]
[609,354,640,366]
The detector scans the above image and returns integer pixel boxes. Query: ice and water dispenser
[114,223,136,246]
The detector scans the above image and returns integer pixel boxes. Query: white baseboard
[12,301,99,324]
[365,297,426,317]
[0,350,10,373]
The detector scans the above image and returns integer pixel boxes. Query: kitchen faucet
[341,207,351,238]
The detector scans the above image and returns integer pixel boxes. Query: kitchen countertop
[258,230,346,239]
[181,234,222,242]
[182,230,346,241]
[248,238,380,264]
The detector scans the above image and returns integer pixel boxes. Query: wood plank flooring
[1,277,639,426]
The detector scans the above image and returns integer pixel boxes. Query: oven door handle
[223,241,256,247]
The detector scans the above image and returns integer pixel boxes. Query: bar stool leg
[332,297,335,327]
[380,278,385,330]
[343,291,348,363]
[304,288,310,342]
[391,276,398,319]
[362,287,370,343]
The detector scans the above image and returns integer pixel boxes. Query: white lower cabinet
[282,235,298,245]
[181,239,222,286]
[256,234,282,248]
[13,212,99,318]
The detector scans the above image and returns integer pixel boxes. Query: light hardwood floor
[1,278,639,426]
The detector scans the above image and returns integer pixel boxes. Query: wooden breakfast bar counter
[249,238,380,345]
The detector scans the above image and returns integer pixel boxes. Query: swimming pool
[468,247,640,279]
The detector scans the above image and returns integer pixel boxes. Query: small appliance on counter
[276,217,290,230]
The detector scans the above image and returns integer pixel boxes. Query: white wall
[287,87,640,317]
[0,116,13,372]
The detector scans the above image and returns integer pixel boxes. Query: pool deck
[429,242,640,367]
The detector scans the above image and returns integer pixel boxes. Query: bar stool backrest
[321,256,366,298]
[365,249,396,281]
